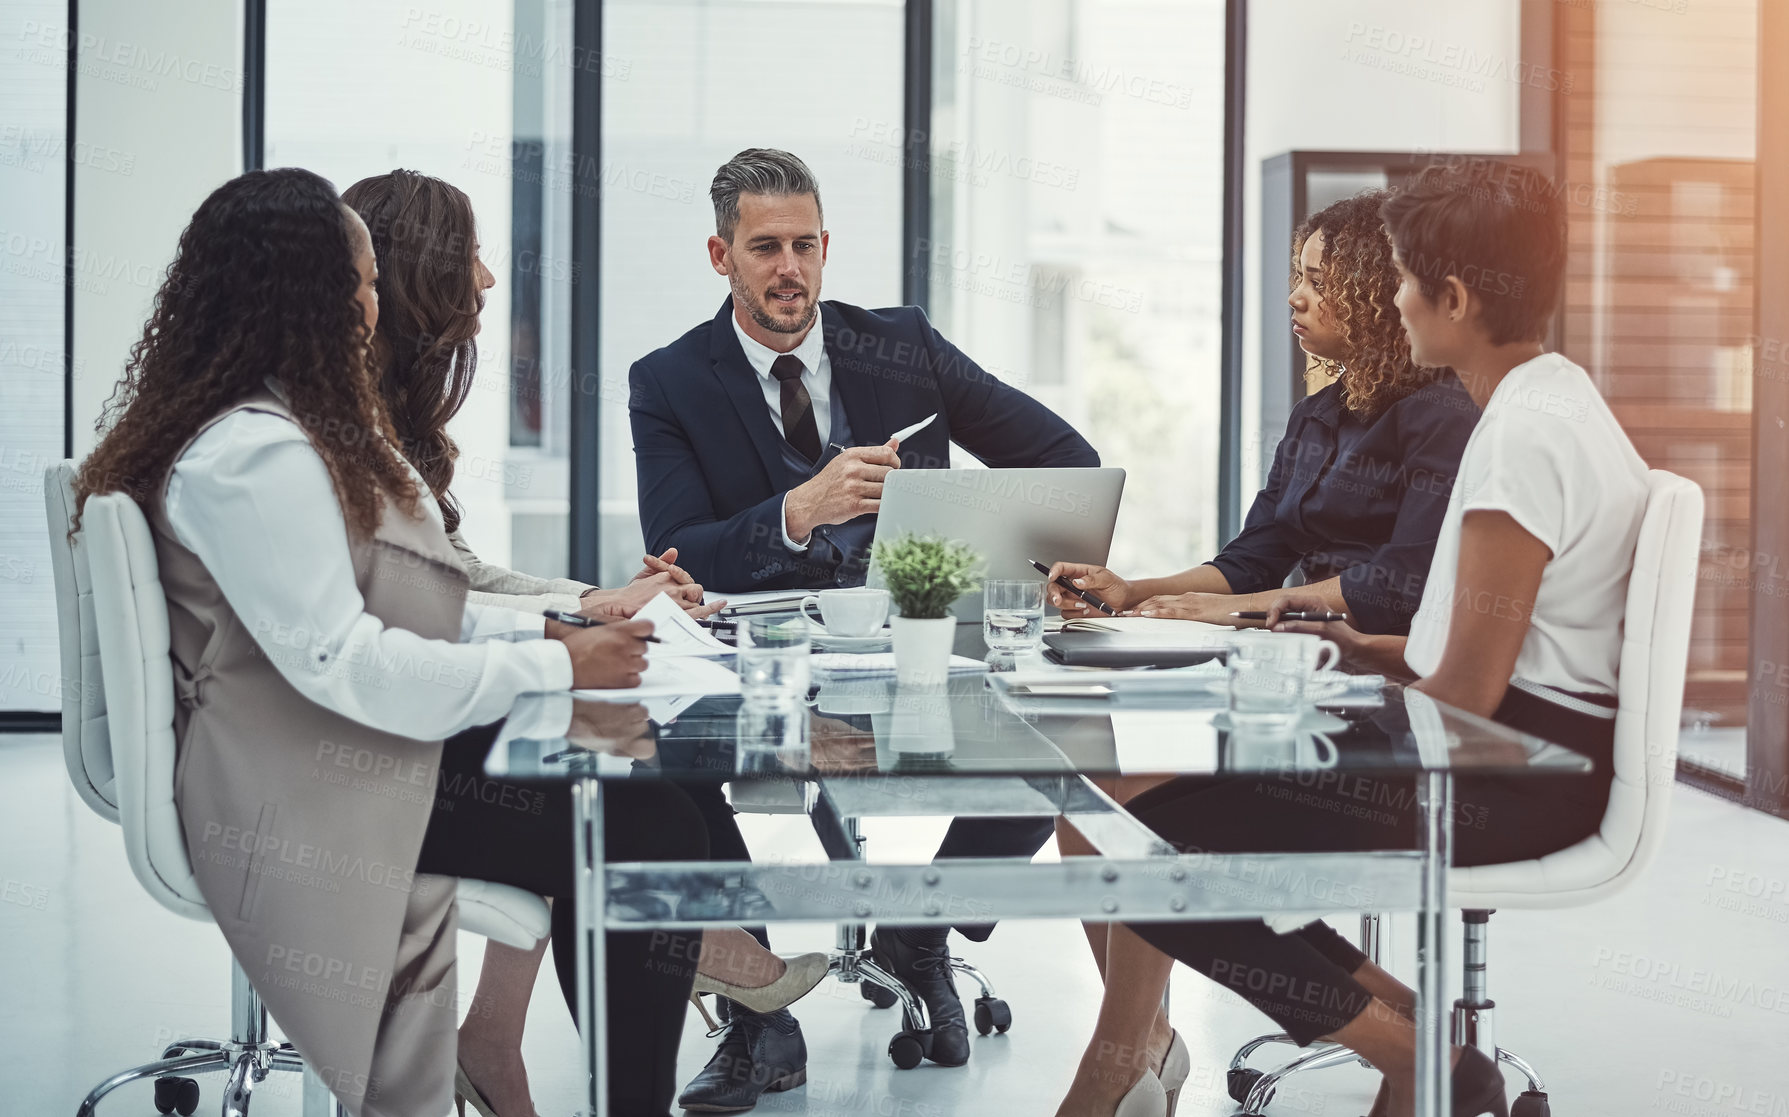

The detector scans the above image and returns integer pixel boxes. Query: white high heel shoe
[1158,1031,1190,1117]
[1113,1070,1168,1117]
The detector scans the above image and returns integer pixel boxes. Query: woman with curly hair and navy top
[1049,189,1478,634]
[1064,163,1649,1117]
[1049,191,1479,1117]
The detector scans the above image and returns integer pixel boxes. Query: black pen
[543,608,663,643]
[1029,558,1118,617]
[1230,610,1348,623]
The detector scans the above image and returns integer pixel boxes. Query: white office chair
[48,465,552,1117]
[1227,470,1705,1117]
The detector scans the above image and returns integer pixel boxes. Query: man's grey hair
[710,148,823,243]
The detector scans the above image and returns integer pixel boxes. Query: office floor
[4,730,1787,1116]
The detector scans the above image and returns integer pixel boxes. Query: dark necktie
[771,354,822,463]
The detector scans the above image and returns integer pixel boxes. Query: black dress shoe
[676,1006,807,1113]
[869,927,970,1067]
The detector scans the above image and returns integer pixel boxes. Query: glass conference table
[485,637,1592,1117]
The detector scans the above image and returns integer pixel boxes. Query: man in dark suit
[633,149,1097,1112]
[629,155,1097,594]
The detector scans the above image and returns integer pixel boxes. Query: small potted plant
[872,533,982,686]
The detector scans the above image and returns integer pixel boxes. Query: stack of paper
[571,655,741,701]
[810,653,989,678]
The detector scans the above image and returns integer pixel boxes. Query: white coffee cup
[801,587,891,637]
[1226,631,1341,731]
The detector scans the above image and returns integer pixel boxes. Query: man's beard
[731,272,817,335]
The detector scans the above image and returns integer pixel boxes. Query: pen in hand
[1030,558,1117,617]
[543,608,663,643]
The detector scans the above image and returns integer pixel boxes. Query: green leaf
[870,533,984,620]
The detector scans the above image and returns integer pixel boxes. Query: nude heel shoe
[1158,1030,1190,1117]
[691,951,831,1014]
[1113,1070,1168,1117]
[454,1062,497,1117]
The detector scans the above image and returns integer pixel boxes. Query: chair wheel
[888,1030,926,1070]
[1511,1091,1550,1117]
[154,1077,200,1116]
[861,980,899,1009]
[973,996,1012,1035]
[1227,1067,1264,1105]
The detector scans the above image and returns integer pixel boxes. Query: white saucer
[810,626,893,652]
[1193,669,1357,702]
[1211,708,1351,734]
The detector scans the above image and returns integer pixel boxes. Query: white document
[810,652,988,677]
[889,412,938,443]
[634,591,735,656]
[572,655,742,701]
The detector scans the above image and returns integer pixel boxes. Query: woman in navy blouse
[1048,192,1479,1117]
[1050,191,1479,637]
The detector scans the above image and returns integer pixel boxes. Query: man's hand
[553,619,653,689]
[1046,562,1136,617]
[783,439,900,543]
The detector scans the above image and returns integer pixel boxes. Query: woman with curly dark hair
[1048,190,1476,636]
[1047,192,1480,1117]
[73,167,711,1117]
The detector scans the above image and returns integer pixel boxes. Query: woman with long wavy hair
[338,169,824,1117]
[339,168,712,620]
[73,167,709,1117]
[1046,192,1481,1117]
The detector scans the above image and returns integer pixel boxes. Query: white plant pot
[889,615,956,687]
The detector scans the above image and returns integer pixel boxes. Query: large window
[0,0,69,715]
[267,0,576,578]
[1555,0,1760,782]
[928,0,1227,575]
[599,0,905,588]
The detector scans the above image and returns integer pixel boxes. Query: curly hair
[342,170,483,534]
[1292,190,1442,418]
[74,167,421,538]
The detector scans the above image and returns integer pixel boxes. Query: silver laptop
[867,467,1126,621]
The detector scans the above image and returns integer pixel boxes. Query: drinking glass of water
[982,579,1046,651]
[739,616,811,710]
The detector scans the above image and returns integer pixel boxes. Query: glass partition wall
[0,0,71,718]
[1553,0,1761,786]
[929,0,1228,575]
[267,0,576,579]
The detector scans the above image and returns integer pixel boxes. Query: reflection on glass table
[489,677,1592,786]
